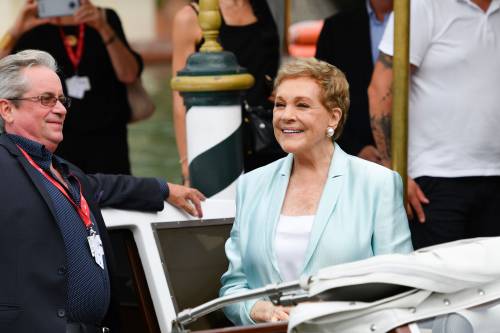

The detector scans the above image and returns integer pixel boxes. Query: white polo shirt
[379,0,500,178]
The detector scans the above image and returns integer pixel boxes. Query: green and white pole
[171,0,254,199]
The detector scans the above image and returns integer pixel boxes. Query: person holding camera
[0,0,141,175]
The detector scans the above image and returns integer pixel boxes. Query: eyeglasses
[8,93,72,108]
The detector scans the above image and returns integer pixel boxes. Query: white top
[379,0,500,178]
[275,214,315,281]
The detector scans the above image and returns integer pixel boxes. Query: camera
[37,0,80,18]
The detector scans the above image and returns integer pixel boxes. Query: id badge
[66,75,91,99]
[87,233,105,269]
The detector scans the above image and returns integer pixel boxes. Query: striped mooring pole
[171,0,254,199]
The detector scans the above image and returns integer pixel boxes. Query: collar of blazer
[0,134,23,156]
[278,143,348,179]
[0,133,59,218]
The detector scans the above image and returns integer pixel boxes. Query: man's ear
[0,99,14,125]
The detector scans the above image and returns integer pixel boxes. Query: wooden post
[283,0,291,55]
[392,0,410,199]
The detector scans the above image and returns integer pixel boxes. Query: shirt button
[57,309,66,318]
[57,267,67,275]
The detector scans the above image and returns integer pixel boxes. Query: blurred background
[0,0,363,183]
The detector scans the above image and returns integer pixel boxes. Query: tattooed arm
[368,52,429,223]
[368,52,394,168]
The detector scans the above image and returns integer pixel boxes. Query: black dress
[193,0,285,171]
[13,9,142,174]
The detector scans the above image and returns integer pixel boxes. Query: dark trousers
[410,176,500,249]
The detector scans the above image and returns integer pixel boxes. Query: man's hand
[357,145,382,164]
[250,300,292,323]
[407,177,429,223]
[166,183,205,218]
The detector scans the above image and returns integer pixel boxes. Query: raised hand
[74,0,107,32]
[10,0,51,38]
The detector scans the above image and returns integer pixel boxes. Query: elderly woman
[219,58,413,325]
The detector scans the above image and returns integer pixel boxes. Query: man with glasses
[0,50,204,333]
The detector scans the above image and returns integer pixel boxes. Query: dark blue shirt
[366,0,391,64]
[7,134,110,324]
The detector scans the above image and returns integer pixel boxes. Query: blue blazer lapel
[302,144,348,272]
[265,154,294,281]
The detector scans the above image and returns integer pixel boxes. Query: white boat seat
[287,237,500,333]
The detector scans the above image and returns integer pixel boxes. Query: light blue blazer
[220,144,413,325]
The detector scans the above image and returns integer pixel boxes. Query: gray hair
[0,50,58,132]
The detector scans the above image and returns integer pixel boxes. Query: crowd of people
[0,0,498,331]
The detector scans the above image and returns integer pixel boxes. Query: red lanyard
[17,146,93,230]
[59,24,85,72]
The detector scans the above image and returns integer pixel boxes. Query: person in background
[368,0,500,248]
[172,0,284,186]
[0,49,204,333]
[220,58,412,325]
[0,0,141,174]
[316,0,393,163]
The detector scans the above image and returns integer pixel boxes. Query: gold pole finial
[198,0,223,52]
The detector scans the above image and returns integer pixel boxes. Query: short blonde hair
[273,57,350,140]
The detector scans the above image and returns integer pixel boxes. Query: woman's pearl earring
[326,127,335,138]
